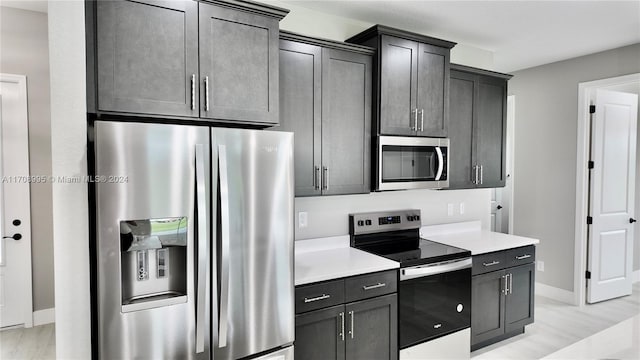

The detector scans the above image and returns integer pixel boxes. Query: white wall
[48,0,91,358]
[509,43,640,292]
[0,5,54,312]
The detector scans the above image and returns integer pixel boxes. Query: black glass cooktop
[352,229,470,268]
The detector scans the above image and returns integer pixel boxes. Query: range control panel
[349,209,422,235]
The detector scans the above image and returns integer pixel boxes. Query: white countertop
[294,235,400,286]
[421,221,540,255]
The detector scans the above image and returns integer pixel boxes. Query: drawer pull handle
[515,254,532,260]
[483,261,500,267]
[363,282,386,291]
[304,294,330,303]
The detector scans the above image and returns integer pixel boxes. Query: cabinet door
[471,270,506,346]
[277,40,322,196]
[295,305,346,360]
[416,43,449,137]
[475,75,507,187]
[96,0,199,117]
[448,70,476,189]
[321,48,372,195]
[345,294,398,360]
[379,35,418,136]
[199,3,279,124]
[505,263,535,333]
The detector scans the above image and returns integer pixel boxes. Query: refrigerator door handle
[195,144,208,354]
[218,145,231,348]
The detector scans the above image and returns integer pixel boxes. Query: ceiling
[280,1,640,72]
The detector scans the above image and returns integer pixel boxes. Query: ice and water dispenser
[120,217,188,312]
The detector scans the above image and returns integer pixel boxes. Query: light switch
[298,212,308,228]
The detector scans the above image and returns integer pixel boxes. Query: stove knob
[415,215,421,221]
[365,219,372,226]
[407,215,414,221]
[357,220,364,227]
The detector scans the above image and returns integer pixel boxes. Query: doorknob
[3,233,22,240]
[497,205,503,210]
[631,218,637,224]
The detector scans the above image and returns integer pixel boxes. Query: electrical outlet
[447,203,454,216]
[459,202,465,215]
[298,212,308,228]
[537,260,544,272]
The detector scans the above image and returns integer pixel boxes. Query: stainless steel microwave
[375,136,449,191]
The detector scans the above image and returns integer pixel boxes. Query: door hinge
[588,161,594,169]
[589,105,596,114]
[587,216,593,225]
[585,271,591,279]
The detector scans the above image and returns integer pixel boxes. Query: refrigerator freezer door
[95,121,211,360]
[211,128,294,359]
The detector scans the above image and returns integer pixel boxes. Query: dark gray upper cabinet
[95,0,199,117]
[275,32,373,196]
[448,65,512,189]
[346,25,455,138]
[89,0,288,125]
[199,2,280,124]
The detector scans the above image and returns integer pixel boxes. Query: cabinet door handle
[339,312,345,341]
[204,76,210,112]
[304,294,330,303]
[420,108,424,132]
[482,260,500,267]
[322,167,329,191]
[190,74,196,110]
[474,165,479,185]
[314,166,320,190]
[502,275,507,295]
[349,310,354,339]
[515,254,531,260]
[480,165,484,185]
[362,282,386,291]
[411,108,418,131]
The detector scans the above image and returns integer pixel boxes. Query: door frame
[0,73,33,327]
[574,73,640,306]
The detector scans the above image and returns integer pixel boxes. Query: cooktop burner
[349,209,470,267]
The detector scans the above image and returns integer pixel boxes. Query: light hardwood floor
[0,323,55,360]
[473,283,640,359]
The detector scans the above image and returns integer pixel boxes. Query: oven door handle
[400,258,472,281]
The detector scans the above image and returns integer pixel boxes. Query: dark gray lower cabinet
[471,247,535,350]
[448,65,512,189]
[295,305,345,360]
[295,270,398,360]
[276,32,373,196]
[346,295,398,360]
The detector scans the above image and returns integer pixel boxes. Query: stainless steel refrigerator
[93,121,294,359]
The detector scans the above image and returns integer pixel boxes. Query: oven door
[398,258,471,349]
[377,136,449,191]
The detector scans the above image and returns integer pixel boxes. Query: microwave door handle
[195,144,208,353]
[218,145,231,348]
[435,146,444,181]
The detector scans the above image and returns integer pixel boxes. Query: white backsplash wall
[294,188,491,240]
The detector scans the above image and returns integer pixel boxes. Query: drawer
[506,245,536,267]
[472,251,507,275]
[345,270,397,302]
[295,279,345,314]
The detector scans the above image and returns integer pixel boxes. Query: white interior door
[490,188,502,232]
[0,74,33,328]
[587,89,638,303]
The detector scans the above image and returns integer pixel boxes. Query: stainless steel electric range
[350,209,472,359]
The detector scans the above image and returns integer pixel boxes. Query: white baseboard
[633,270,640,283]
[33,308,55,326]
[535,282,575,304]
